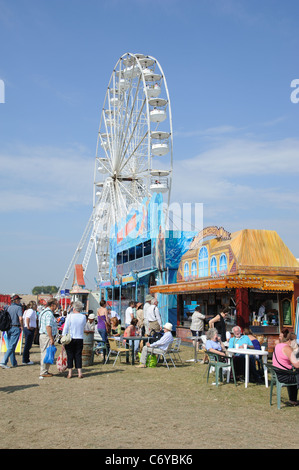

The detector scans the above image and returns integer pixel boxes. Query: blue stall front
[97,193,195,329]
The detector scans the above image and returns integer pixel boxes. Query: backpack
[148,329,163,344]
[0,307,12,332]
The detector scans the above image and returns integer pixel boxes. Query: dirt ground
[0,342,298,450]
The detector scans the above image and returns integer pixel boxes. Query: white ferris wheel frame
[59,52,173,291]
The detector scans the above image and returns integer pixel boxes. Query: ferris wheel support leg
[58,211,94,293]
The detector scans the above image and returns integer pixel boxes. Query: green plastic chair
[266,363,298,409]
[206,351,237,387]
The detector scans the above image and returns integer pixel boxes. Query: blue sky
[0,0,298,294]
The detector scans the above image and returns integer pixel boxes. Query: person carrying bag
[62,301,87,379]
[38,298,58,379]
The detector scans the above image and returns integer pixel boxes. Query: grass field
[0,342,298,450]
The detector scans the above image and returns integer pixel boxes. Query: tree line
[32,286,59,295]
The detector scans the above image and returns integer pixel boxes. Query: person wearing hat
[136,322,174,368]
[1,295,23,369]
[143,295,152,335]
[85,313,96,332]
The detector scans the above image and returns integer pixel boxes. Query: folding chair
[198,335,209,363]
[206,351,237,387]
[104,337,127,366]
[149,342,176,370]
[169,338,183,364]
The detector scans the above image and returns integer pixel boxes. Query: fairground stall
[150,226,299,352]
[98,193,195,328]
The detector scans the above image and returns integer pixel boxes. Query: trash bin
[82,331,94,367]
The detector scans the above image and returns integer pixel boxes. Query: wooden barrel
[82,331,94,367]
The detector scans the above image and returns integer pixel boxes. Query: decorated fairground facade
[150,226,299,352]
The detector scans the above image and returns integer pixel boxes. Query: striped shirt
[39,308,57,336]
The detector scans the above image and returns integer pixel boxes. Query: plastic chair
[206,351,237,387]
[266,364,298,409]
[169,338,183,364]
[198,335,209,363]
[104,337,127,366]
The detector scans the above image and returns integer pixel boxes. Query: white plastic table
[227,347,269,388]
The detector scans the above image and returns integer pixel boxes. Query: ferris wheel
[59,52,173,290]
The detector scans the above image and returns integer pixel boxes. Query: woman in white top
[22,301,37,365]
[62,300,87,379]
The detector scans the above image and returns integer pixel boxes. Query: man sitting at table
[135,323,173,368]
[228,326,262,382]
[228,326,253,349]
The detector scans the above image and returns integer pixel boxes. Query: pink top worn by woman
[123,325,136,347]
[124,325,136,338]
[272,343,293,370]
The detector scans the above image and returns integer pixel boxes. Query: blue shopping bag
[43,345,57,364]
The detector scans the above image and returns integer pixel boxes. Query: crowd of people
[1,295,299,404]
[0,293,166,377]
[94,296,164,362]
[0,295,99,378]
